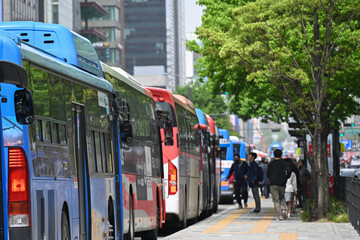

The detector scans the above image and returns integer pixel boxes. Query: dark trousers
[234,180,248,205]
[263,184,270,198]
[251,187,261,210]
[298,185,309,209]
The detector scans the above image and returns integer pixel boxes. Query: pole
[332,129,340,177]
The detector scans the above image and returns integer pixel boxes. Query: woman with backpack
[248,152,261,213]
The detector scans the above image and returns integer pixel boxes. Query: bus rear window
[3,116,23,146]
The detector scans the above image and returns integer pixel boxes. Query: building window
[52,0,59,24]
[104,27,121,42]
[99,6,120,22]
[96,48,121,66]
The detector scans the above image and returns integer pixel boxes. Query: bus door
[72,103,90,240]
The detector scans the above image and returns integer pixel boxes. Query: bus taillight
[168,161,177,195]
[8,147,31,227]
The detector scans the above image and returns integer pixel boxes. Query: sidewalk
[162,195,360,240]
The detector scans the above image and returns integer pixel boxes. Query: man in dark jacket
[248,152,261,213]
[267,149,291,220]
[225,154,249,208]
[260,159,270,198]
[297,160,310,209]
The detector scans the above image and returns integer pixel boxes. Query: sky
[185,0,204,34]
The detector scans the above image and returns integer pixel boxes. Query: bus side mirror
[121,100,130,121]
[14,89,34,125]
[120,120,133,144]
[164,122,174,146]
[117,98,132,143]
[156,109,174,146]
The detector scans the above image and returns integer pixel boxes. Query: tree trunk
[311,128,330,219]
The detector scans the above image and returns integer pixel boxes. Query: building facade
[124,0,185,90]
[1,0,80,32]
[84,0,125,69]
[2,0,44,22]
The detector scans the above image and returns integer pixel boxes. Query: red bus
[147,88,201,228]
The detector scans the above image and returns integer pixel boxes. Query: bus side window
[100,132,107,173]
[89,131,97,173]
[42,120,52,143]
[106,134,113,173]
[36,119,43,141]
[58,124,67,145]
[51,122,59,144]
[94,131,102,173]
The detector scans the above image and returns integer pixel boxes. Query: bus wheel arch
[107,197,115,239]
[61,203,70,240]
[124,185,135,240]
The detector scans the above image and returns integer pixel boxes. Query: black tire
[141,200,159,240]
[124,195,135,240]
[61,211,70,240]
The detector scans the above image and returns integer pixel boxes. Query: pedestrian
[248,152,261,213]
[260,158,270,198]
[284,158,301,209]
[225,154,249,208]
[267,149,291,220]
[297,160,310,209]
[285,166,297,218]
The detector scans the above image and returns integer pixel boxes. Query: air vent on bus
[0,21,103,77]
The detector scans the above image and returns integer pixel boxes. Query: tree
[189,0,360,218]
[174,82,238,136]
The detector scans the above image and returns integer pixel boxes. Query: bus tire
[141,196,159,240]
[125,194,135,240]
[61,210,70,240]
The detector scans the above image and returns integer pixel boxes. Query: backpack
[258,165,264,182]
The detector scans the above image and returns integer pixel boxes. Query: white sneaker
[287,213,291,218]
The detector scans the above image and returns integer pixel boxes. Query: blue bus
[231,138,247,162]
[270,142,283,158]
[0,22,124,239]
[218,129,234,203]
[195,108,211,215]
